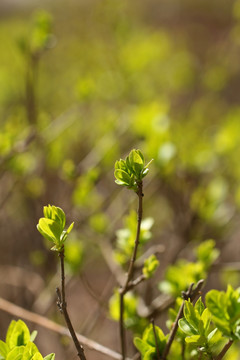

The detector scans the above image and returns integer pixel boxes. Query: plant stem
[215,339,233,360]
[57,248,86,360]
[162,280,204,360]
[151,318,161,360]
[126,274,146,291]
[125,182,143,285]
[181,339,185,360]
[119,292,126,360]
[119,181,143,360]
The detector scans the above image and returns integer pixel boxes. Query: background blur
[1,0,240,358]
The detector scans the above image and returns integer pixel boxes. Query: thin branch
[162,280,204,360]
[215,339,234,360]
[119,181,143,360]
[151,318,161,360]
[125,182,143,286]
[0,296,131,360]
[57,248,86,360]
[119,292,126,360]
[126,274,146,292]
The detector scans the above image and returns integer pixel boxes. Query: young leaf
[206,286,240,338]
[6,346,24,360]
[195,297,205,317]
[178,318,197,336]
[6,320,30,349]
[140,324,167,356]
[37,206,74,252]
[22,342,39,360]
[128,149,144,177]
[114,149,152,191]
[205,290,227,319]
[185,334,202,345]
[30,331,38,343]
[184,300,200,334]
[37,218,62,244]
[0,340,9,358]
[143,348,156,360]
[43,205,65,229]
[32,354,44,360]
[142,254,159,278]
[43,354,55,360]
[133,338,152,355]
[114,169,132,186]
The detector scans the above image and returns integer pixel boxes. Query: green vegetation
[0,320,54,360]
[1,1,240,359]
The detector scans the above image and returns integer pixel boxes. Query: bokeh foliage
[1,0,240,358]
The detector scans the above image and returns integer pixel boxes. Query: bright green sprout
[0,319,55,360]
[142,254,159,279]
[37,205,74,251]
[179,297,226,357]
[206,285,240,340]
[134,324,167,359]
[114,149,153,191]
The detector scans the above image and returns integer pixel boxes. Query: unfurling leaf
[114,149,152,191]
[37,205,74,252]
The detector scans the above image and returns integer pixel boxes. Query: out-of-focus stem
[119,181,143,360]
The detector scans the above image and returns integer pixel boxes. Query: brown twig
[0,296,130,360]
[126,274,146,292]
[119,181,143,360]
[215,339,234,360]
[57,248,86,360]
[162,279,204,360]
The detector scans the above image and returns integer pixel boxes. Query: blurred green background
[1,0,240,358]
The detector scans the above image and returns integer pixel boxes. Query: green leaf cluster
[206,285,240,340]
[18,10,53,56]
[37,205,74,251]
[179,298,224,357]
[134,324,167,360]
[0,320,55,360]
[134,286,240,360]
[142,254,159,279]
[114,210,154,266]
[159,240,219,297]
[114,149,152,191]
